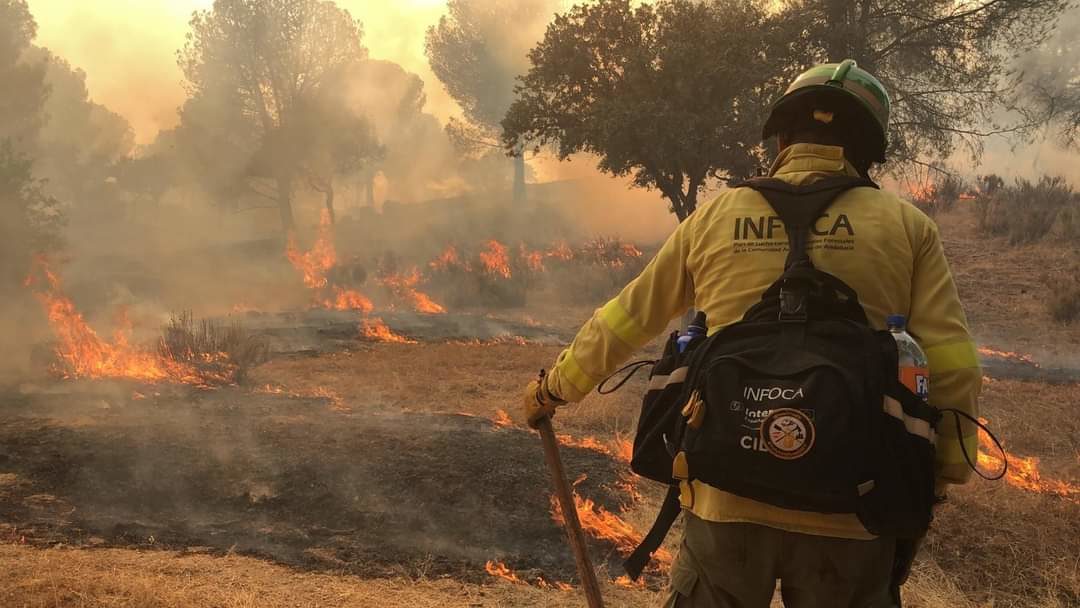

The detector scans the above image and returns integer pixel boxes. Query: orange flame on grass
[978,347,1039,367]
[484,560,526,584]
[359,318,415,344]
[377,267,446,314]
[479,240,512,279]
[317,286,374,313]
[492,409,513,427]
[976,418,1079,501]
[24,258,229,385]
[550,486,673,571]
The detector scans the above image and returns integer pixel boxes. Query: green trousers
[662,515,896,608]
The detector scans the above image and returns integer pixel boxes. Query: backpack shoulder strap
[735,175,878,269]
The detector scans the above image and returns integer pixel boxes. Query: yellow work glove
[522,375,565,429]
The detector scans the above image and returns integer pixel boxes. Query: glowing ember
[25,257,229,386]
[550,488,673,571]
[978,347,1038,367]
[377,267,446,314]
[492,409,514,427]
[359,318,415,344]
[977,418,1079,501]
[479,240,512,279]
[484,560,526,584]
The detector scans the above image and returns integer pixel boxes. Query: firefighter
[522,60,980,607]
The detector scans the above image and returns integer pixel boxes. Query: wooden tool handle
[537,416,605,608]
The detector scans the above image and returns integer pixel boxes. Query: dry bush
[548,237,648,305]
[975,175,1080,244]
[1048,279,1080,325]
[159,311,269,383]
[911,173,965,216]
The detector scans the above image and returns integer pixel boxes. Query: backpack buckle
[779,286,808,322]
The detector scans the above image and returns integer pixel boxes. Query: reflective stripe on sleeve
[924,340,979,373]
[599,298,650,349]
[558,348,596,396]
[935,432,980,465]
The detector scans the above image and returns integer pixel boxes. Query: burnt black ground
[0,381,632,584]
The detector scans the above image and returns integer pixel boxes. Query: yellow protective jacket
[546,143,981,540]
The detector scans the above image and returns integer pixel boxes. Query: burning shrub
[975,176,1080,244]
[548,237,647,305]
[159,311,269,383]
[908,173,965,216]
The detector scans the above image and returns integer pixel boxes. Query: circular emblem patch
[760,408,815,460]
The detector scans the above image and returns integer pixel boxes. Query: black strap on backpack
[622,175,878,581]
[739,175,879,270]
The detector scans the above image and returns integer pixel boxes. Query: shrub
[159,311,269,383]
[1048,280,1080,325]
[975,175,1079,244]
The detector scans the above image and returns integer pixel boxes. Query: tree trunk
[512,144,526,203]
[323,179,335,224]
[276,173,296,237]
[365,170,375,208]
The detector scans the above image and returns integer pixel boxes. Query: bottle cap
[690,310,708,331]
[886,313,906,329]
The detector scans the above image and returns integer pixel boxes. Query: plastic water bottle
[677,311,708,353]
[887,314,929,400]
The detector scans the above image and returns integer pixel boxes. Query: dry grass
[159,311,269,383]
[0,545,657,608]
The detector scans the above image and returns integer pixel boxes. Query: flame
[519,244,546,273]
[285,210,337,289]
[546,240,574,262]
[429,245,463,272]
[318,286,374,313]
[377,267,446,314]
[976,418,1079,501]
[614,575,646,588]
[359,318,415,344]
[484,560,525,584]
[550,487,673,572]
[558,434,632,463]
[479,240,512,279]
[25,257,229,386]
[492,409,513,427]
[286,210,375,312]
[978,346,1038,367]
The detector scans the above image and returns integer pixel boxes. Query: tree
[343,59,458,205]
[777,0,1070,167]
[503,0,777,221]
[290,77,383,223]
[0,0,48,150]
[28,48,134,204]
[426,0,560,202]
[178,0,368,235]
[1017,6,1080,145]
[0,142,62,290]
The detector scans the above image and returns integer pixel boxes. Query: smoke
[973,5,1080,186]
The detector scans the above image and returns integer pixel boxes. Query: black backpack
[620,176,944,580]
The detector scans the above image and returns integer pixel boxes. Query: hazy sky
[29,0,460,144]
